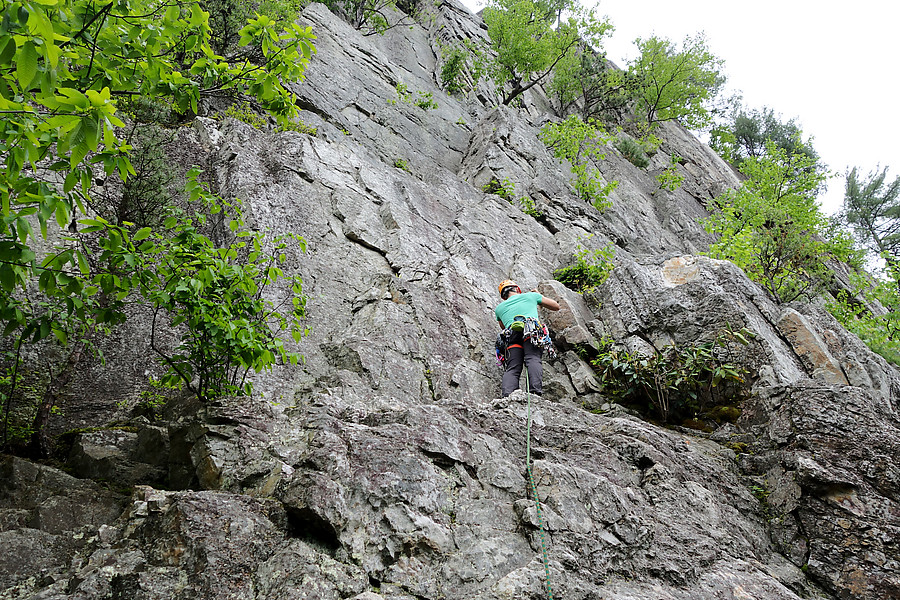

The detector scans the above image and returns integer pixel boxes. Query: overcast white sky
[459,0,899,215]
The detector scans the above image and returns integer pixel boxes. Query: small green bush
[590,325,753,422]
[393,158,411,172]
[640,134,662,156]
[554,235,615,293]
[389,82,438,110]
[280,119,318,135]
[124,377,180,421]
[655,154,685,193]
[441,45,469,94]
[482,177,516,201]
[386,82,406,105]
[539,115,618,211]
[614,136,650,168]
[225,101,318,136]
[414,91,438,110]
[515,196,543,218]
[225,101,269,129]
[482,179,543,217]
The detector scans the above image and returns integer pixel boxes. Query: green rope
[524,368,554,600]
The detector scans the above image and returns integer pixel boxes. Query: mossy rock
[681,418,714,433]
[724,441,749,454]
[707,405,742,423]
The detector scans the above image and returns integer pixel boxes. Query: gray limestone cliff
[2,2,898,600]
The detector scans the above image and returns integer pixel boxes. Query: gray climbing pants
[501,338,543,396]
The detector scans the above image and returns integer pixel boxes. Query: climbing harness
[524,369,554,600]
[495,316,557,367]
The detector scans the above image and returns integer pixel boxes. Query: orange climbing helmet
[498,279,521,297]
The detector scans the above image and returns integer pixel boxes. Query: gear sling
[495,316,556,396]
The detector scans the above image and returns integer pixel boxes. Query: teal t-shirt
[495,292,542,328]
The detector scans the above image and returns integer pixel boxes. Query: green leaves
[539,115,617,209]
[591,327,751,423]
[709,104,820,169]
[827,264,900,367]
[627,34,725,131]
[553,233,615,293]
[17,41,38,88]
[838,165,900,262]
[0,0,316,389]
[83,175,308,402]
[704,140,851,303]
[483,0,612,106]
[0,0,318,241]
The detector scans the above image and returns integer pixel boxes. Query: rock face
[3,2,899,600]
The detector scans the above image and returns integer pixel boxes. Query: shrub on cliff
[827,268,900,366]
[590,326,752,424]
[539,115,618,210]
[553,235,615,293]
[81,172,307,403]
[613,136,650,169]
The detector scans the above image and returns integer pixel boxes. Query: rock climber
[495,280,560,397]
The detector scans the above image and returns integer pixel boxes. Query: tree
[81,172,307,403]
[0,0,314,341]
[824,166,900,367]
[627,34,725,131]
[204,0,308,53]
[0,0,315,451]
[828,266,900,366]
[837,166,900,263]
[548,45,637,121]
[710,104,820,168]
[704,141,856,303]
[89,101,180,228]
[482,0,612,106]
[204,0,251,53]
[324,0,417,35]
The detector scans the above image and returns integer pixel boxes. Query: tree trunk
[27,341,86,458]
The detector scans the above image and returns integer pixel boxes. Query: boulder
[0,456,126,594]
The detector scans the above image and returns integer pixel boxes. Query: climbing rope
[524,369,554,600]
